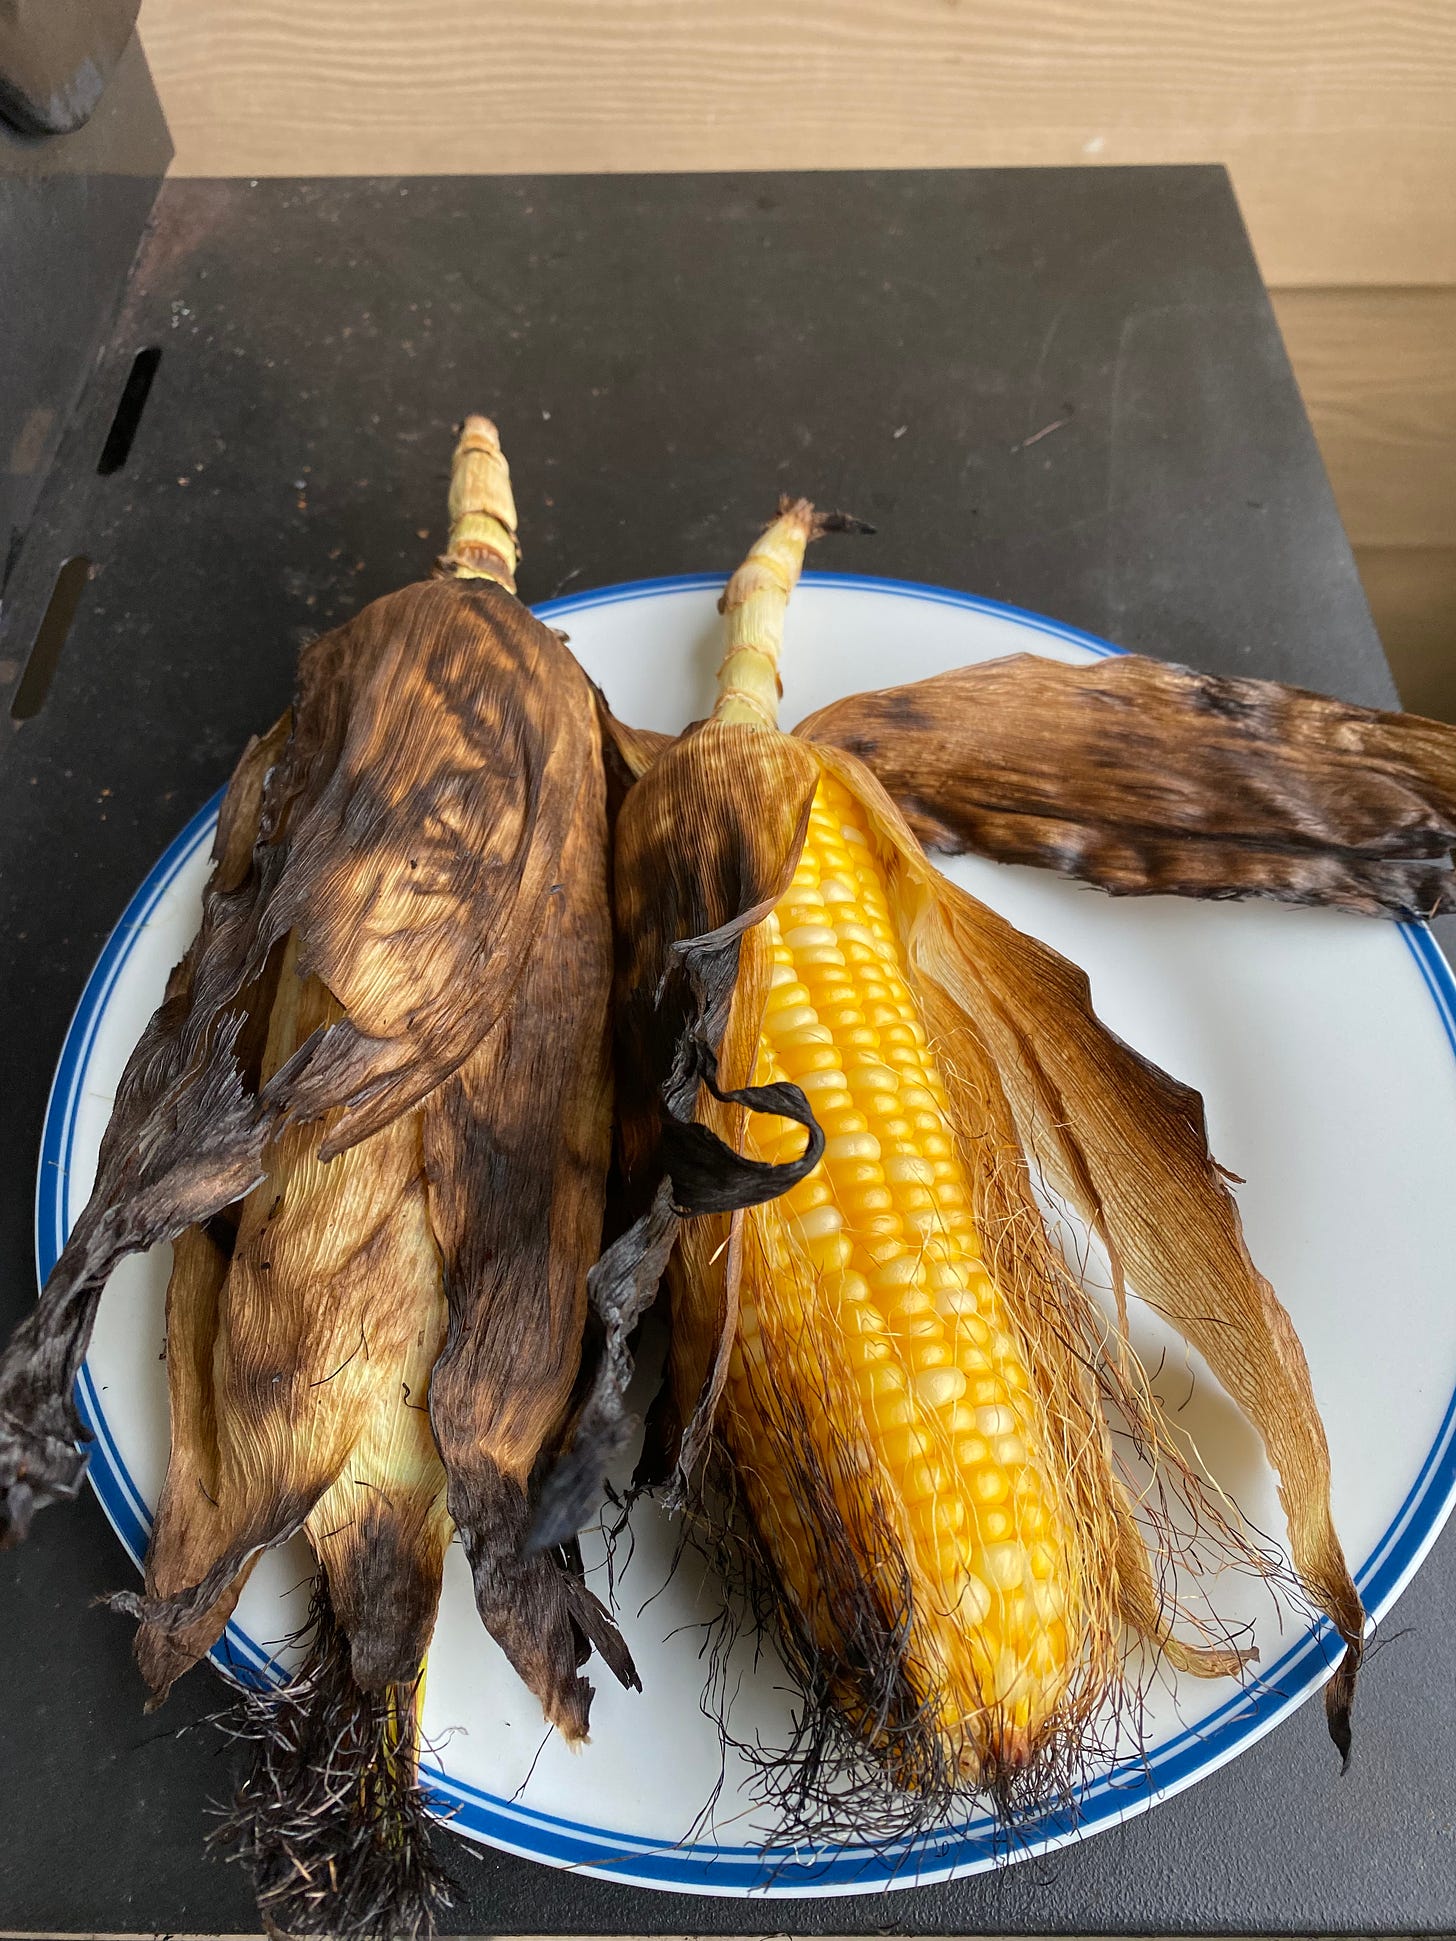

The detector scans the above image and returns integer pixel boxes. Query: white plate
[38,573,1456,1897]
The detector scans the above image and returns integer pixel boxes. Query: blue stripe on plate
[33,573,1456,1894]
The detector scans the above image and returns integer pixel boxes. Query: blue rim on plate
[34,572,1456,1896]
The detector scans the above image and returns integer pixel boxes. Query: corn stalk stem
[438,415,519,591]
[712,499,872,729]
[712,499,820,731]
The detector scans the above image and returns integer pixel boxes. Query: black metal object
[0,30,168,614]
[1,163,1452,1936]
[0,0,142,135]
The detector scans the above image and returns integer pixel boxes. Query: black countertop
[1,163,1452,1935]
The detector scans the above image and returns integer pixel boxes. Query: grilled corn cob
[0,419,634,1937]
[550,497,1365,1829]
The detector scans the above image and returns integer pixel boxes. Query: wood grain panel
[1357,546,1456,722]
[138,0,1456,286]
[1275,288,1456,549]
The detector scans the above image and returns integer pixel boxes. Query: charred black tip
[812,510,877,538]
[527,1431,629,1556]
[101,1534,270,1637]
[530,1183,681,1564]
[0,1436,88,1547]
[663,1066,825,1216]
[0,1483,34,1550]
[1325,1647,1358,1771]
[1327,1695,1354,1773]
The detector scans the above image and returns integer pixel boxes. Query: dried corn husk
[798,653,1456,917]
[545,499,1366,1834]
[0,420,633,1936]
[130,936,452,1707]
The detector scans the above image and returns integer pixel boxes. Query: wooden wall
[1272,286,1455,718]
[138,0,1456,714]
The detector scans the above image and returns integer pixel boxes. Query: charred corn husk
[797,653,1456,918]
[131,933,452,1709]
[2,420,634,1937]
[552,497,1365,1831]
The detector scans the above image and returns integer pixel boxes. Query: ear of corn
[2,420,637,1938]
[578,497,1362,1831]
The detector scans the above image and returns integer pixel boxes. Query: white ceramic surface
[39,573,1456,1896]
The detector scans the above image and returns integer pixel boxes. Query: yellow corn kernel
[914,1365,967,1408]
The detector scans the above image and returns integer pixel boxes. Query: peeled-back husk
[0,711,290,1542]
[819,741,1363,1754]
[797,651,1456,919]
